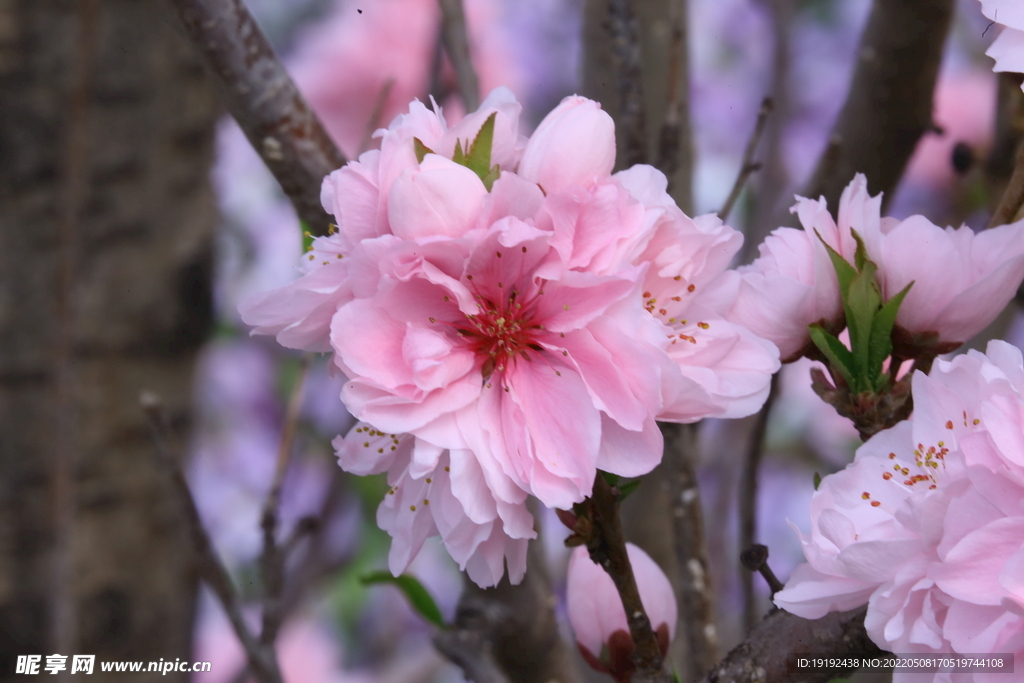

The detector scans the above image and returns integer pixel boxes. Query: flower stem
[585,475,671,682]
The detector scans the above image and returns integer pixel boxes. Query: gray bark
[0,0,219,680]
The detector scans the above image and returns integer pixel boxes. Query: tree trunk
[0,1,218,680]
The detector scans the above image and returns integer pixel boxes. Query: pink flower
[331,224,665,510]
[865,211,1024,348]
[243,90,779,587]
[335,424,532,588]
[718,175,866,361]
[979,1,1024,92]
[776,341,1024,678]
[567,544,676,681]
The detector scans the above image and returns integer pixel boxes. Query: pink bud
[566,544,677,680]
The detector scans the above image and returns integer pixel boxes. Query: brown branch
[662,423,718,682]
[436,507,581,683]
[607,0,648,168]
[655,0,694,212]
[358,78,396,155]
[738,375,779,631]
[739,545,784,596]
[720,98,773,223]
[259,354,309,646]
[437,0,480,112]
[990,139,1024,228]
[140,392,283,683]
[164,0,346,236]
[700,606,883,683]
[801,0,955,214]
[579,476,671,682]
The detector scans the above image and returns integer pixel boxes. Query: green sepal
[600,470,620,487]
[816,231,858,295]
[617,478,642,501]
[813,472,822,491]
[361,571,445,628]
[808,323,856,389]
[413,137,434,164]
[868,280,913,391]
[451,112,501,190]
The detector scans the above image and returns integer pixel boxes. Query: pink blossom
[566,544,677,680]
[776,341,1024,679]
[850,175,1024,346]
[980,0,1024,92]
[243,90,779,587]
[335,424,532,588]
[717,175,866,361]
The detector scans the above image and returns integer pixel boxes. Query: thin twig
[140,392,283,683]
[259,354,310,646]
[607,0,648,168]
[586,476,671,682]
[655,0,694,212]
[437,0,480,112]
[739,375,779,631]
[739,545,784,596]
[990,139,1024,228]
[719,97,773,222]
[662,422,718,682]
[164,0,346,236]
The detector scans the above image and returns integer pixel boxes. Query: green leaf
[463,112,497,178]
[617,478,642,501]
[481,164,501,192]
[816,231,858,295]
[413,137,434,164]
[868,280,913,390]
[808,324,856,389]
[361,571,445,627]
[813,471,822,490]
[600,470,620,487]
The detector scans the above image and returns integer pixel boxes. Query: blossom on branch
[775,341,1024,681]
[242,89,777,586]
[567,543,677,682]
[723,174,1024,364]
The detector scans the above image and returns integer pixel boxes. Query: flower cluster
[717,174,1024,362]
[241,88,778,587]
[775,341,1024,681]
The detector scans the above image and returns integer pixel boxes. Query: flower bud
[566,544,677,681]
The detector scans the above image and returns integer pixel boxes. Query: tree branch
[437,0,480,112]
[700,607,882,683]
[259,354,309,646]
[662,423,717,682]
[140,392,283,683]
[801,0,955,213]
[607,0,648,168]
[164,0,346,236]
[738,375,778,631]
[655,0,694,212]
[719,98,773,222]
[575,476,671,682]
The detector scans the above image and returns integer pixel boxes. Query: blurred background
[0,0,1017,681]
